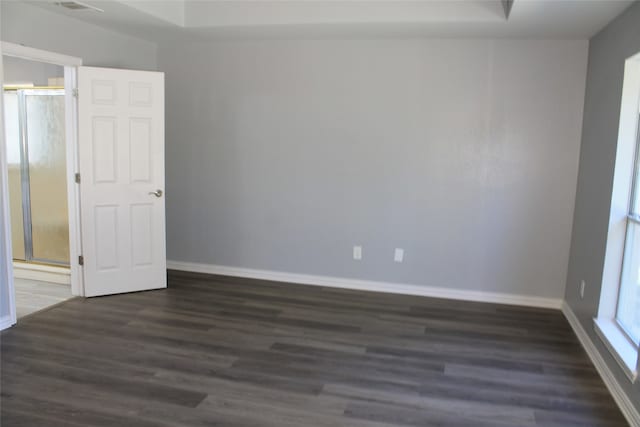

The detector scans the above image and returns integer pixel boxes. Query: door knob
[149,189,163,198]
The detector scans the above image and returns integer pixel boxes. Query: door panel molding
[78,66,166,297]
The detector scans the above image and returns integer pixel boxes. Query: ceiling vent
[55,1,104,12]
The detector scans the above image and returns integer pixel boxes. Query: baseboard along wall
[167,260,563,309]
[0,314,15,331]
[562,302,640,427]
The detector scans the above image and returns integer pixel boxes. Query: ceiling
[27,0,636,42]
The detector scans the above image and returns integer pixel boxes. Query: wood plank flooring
[0,270,628,426]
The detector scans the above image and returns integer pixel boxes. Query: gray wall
[565,1,640,411]
[159,38,588,300]
[1,2,157,71]
[3,56,63,86]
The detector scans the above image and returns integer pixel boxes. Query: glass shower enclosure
[4,88,70,266]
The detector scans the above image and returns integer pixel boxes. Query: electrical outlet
[580,280,586,299]
[353,245,362,261]
[394,248,404,263]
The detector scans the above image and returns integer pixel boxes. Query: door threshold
[13,261,70,285]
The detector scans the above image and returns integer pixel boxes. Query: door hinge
[72,88,79,98]
[75,173,81,184]
[78,255,84,266]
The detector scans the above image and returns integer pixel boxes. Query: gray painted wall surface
[3,56,63,86]
[1,2,157,71]
[565,1,640,412]
[160,38,588,300]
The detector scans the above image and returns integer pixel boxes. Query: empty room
[0,0,639,426]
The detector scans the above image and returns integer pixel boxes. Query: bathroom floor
[14,278,72,319]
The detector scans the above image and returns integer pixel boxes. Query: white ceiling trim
[26,0,636,41]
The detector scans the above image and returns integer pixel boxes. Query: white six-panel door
[78,66,166,297]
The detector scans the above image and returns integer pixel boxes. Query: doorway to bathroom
[3,55,72,318]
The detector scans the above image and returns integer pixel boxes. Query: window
[618,116,640,345]
[596,52,640,382]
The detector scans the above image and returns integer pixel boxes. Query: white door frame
[0,45,15,330]
[0,42,85,326]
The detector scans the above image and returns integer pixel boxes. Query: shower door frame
[0,42,84,329]
[11,88,68,266]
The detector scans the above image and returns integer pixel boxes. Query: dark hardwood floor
[0,270,628,426]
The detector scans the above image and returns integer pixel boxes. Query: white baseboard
[13,261,70,285]
[0,314,15,331]
[562,302,640,427]
[167,260,562,309]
